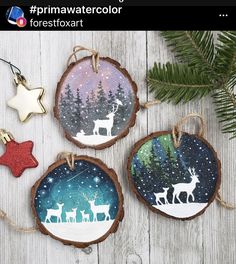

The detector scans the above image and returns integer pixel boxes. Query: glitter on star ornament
[0,129,38,177]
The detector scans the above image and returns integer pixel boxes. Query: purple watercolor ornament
[55,48,139,150]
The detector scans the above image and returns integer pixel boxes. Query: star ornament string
[0,57,47,122]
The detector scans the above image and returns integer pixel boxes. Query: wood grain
[0,31,235,264]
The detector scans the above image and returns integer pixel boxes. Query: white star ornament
[7,82,46,122]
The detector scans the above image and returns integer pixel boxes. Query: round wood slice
[54,56,139,150]
[127,131,221,220]
[31,155,124,248]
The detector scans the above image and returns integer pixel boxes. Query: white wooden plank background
[0,31,235,264]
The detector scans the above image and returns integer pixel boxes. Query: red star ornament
[0,140,38,177]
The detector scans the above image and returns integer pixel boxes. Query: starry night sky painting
[58,58,136,147]
[130,133,220,219]
[34,159,120,242]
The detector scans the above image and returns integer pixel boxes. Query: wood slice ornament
[127,114,221,220]
[54,46,139,149]
[31,153,124,248]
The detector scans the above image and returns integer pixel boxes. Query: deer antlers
[109,99,123,114]
[188,167,198,177]
[94,191,98,200]
[82,193,90,201]
[188,167,194,175]
[109,104,119,114]
[82,192,98,201]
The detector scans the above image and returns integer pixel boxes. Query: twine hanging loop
[67,45,100,73]
[140,99,161,109]
[216,191,236,209]
[57,152,76,170]
[172,113,206,148]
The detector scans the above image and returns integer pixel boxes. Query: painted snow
[42,221,114,242]
[130,133,219,219]
[58,58,135,146]
[73,135,116,146]
[34,160,119,242]
[152,203,208,218]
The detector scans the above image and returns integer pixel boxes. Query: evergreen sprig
[148,31,236,139]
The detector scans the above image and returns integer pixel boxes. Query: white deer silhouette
[154,187,169,205]
[80,210,90,222]
[45,203,64,223]
[83,192,110,221]
[93,99,123,136]
[65,208,77,223]
[172,167,200,204]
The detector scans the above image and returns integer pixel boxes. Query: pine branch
[212,31,236,138]
[148,62,213,104]
[214,31,236,79]
[213,86,236,138]
[148,31,236,139]
[161,31,215,77]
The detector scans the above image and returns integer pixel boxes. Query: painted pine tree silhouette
[59,81,134,136]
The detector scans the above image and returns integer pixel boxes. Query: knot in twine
[57,152,76,170]
[172,113,206,148]
[67,45,100,73]
[0,209,37,233]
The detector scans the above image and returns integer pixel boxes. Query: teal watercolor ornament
[31,153,124,248]
[127,114,222,220]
